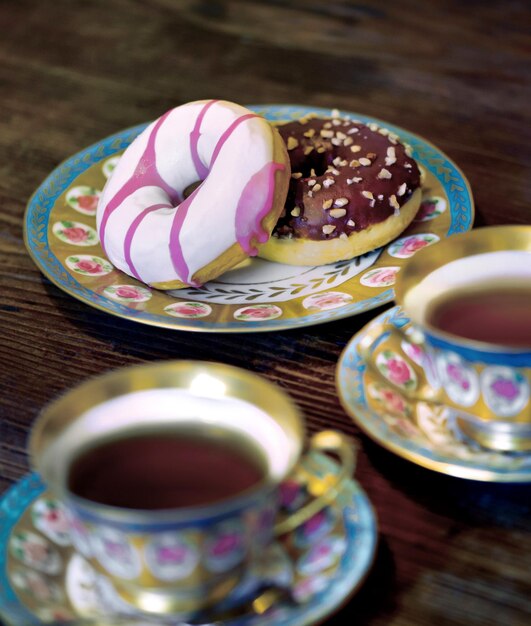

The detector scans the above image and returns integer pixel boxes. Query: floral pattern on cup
[53,221,98,246]
[103,284,152,303]
[65,255,113,277]
[102,156,121,179]
[481,366,530,418]
[66,186,101,216]
[9,531,62,575]
[387,233,440,259]
[279,479,307,513]
[65,511,93,558]
[164,301,212,319]
[302,291,353,311]
[10,568,64,603]
[436,351,479,408]
[31,498,71,547]
[376,350,418,390]
[297,536,347,576]
[203,520,246,573]
[294,507,335,549]
[90,527,142,580]
[414,196,447,222]
[360,267,400,288]
[144,532,200,582]
[233,304,282,322]
[367,382,409,417]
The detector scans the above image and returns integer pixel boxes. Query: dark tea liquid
[428,284,531,347]
[68,431,266,510]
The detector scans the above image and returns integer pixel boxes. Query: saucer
[24,104,473,332]
[0,452,377,625]
[336,306,531,482]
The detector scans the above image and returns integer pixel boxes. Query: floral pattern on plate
[65,186,101,216]
[414,196,447,222]
[376,349,418,390]
[103,284,152,303]
[297,536,347,576]
[102,156,121,179]
[302,291,353,311]
[387,233,440,258]
[52,221,98,246]
[367,382,412,418]
[233,304,283,321]
[360,266,400,288]
[481,366,530,418]
[31,499,71,547]
[164,301,212,319]
[294,508,336,549]
[9,531,62,575]
[10,568,64,603]
[65,255,113,277]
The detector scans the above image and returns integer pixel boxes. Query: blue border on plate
[25,105,474,332]
[0,457,377,626]
[337,306,531,481]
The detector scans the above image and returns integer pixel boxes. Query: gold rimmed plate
[24,105,474,332]
[336,306,531,482]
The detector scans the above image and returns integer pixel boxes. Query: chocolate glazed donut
[258,112,422,266]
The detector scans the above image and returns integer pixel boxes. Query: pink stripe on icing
[190,100,218,179]
[124,203,172,281]
[235,162,285,256]
[99,109,181,254]
[210,113,259,168]
[168,186,202,287]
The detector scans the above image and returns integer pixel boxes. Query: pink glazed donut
[96,100,290,289]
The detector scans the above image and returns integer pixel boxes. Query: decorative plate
[24,105,474,332]
[0,452,377,626]
[336,306,531,482]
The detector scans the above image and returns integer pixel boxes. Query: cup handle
[357,320,443,404]
[273,430,356,537]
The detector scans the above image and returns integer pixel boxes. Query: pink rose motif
[241,307,273,319]
[401,237,429,255]
[314,294,345,308]
[177,305,202,316]
[416,201,437,220]
[115,286,140,299]
[447,364,470,390]
[76,259,103,274]
[303,510,326,535]
[314,543,332,559]
[381,388,406,414]
[25,542,49,562]
[44,508,69,534]
[374,269,396,284]
[491,377,519,400]
[387,358,411,385]
[63,227,88,243]
[77,194,98,211]
[158,545,188,564]
[105,540,129,561]
[280,480,300,508]
[211,533,240,556]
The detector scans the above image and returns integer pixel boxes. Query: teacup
[29,361,354,616]
[359,225,531,451]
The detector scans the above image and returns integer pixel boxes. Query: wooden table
[1,1,530,624]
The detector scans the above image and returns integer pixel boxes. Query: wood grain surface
[1,1,530,624]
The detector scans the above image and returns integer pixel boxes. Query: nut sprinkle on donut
[273,113,421,241]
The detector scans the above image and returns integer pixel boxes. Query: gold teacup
[30,361,354,616]
[359,226,531,451]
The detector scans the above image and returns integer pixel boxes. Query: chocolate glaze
[274,115,421,240]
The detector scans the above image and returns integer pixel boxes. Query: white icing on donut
[96,100,285,287]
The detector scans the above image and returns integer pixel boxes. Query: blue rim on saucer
[336,306,531,482]
[0,453,377,626]
[24,104,474,333]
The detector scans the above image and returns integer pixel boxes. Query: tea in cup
[359,226,531,451]
[30,361,354,615]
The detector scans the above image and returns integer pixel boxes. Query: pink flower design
[25,542,48,562]
[240,307,273,319]
[381,388,406,414]
[158,545,188,564]
[44,507,69,534]
[211,533,240,556]
[175,305,202,316]
[416,201,437,220]
[76,259,103,274]
[105,540,129,560]
[491,377,519,400]
[77,195,99,211]
[386,358,411,385]
[401,237,429,255]
[303,510,326,535]
[447,363,470,390]
[115,286,140,299]
[313,294,346,308]
[63,227,88,243]
[373,269,396,284]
